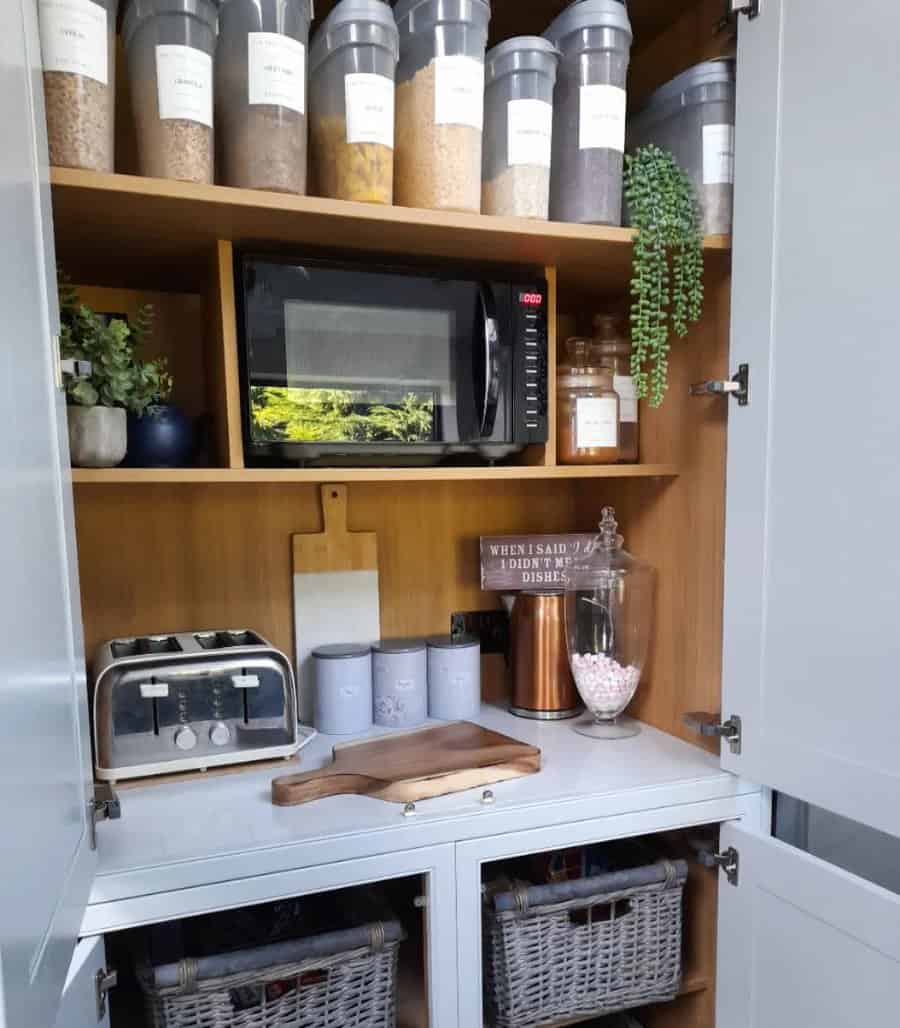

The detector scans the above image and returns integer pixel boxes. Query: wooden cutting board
[293,484,380,723]
[271,722,541,806]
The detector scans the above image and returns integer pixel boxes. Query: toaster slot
[194,630,264,650]
[137,635,182,654]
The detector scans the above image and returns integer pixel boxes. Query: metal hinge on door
[696,846,740,886]
[88,782,121,851]
[683,712,742,755]
[95,968,118,1021]
[690,364,749,406]
[717,0,759,33]
[54,332,93,391]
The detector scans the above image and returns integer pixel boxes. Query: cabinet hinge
[88,782,121,851]
[683,712,742,755]
[717,0,759,33]
[95,967,118,1021]
[54,332,93,392]
[690,364,749,406]
[697,846,740,886]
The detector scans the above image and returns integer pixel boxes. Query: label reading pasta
[345,73,394,148]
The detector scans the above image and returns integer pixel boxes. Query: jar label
[248,33,305,115]
[39,0,108,85]
[703,123,735,184]
[345,72,395,148]
[156,45,212,127]
[507,98,552,168]
[613,374,638,423]
[578,84,626,152]
[575,396,618,449]
[434,55,484,131]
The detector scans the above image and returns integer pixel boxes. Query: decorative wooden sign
[480,533,598,591]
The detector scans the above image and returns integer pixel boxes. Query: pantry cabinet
[3,1,900,1028]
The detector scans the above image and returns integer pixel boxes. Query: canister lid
[312,642,372,659]
[309,0,400,73]
[373,638,426,654]
[543,0,632,47]
[123,0,219,49]
[393,0,490,35]
[485,35,559,87]
[630,57,735,127]
[427,634,480,650]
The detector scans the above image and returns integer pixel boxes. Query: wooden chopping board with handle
[293,484,380,723]
[272,721,541,806]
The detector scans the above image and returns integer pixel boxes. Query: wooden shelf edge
[70,464,680,485]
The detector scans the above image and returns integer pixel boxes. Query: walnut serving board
[271,722,541,806]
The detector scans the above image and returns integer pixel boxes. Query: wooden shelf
[49,168,729,293]
[70,464,679,485]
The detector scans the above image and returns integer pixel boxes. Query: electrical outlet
[450,610,510,656]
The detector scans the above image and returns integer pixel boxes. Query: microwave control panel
[515,288,549,443]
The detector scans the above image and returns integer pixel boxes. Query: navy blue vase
[126,405,195,467]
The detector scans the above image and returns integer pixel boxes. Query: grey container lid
[373,637,426,654]
[485,36,559,87]
[309,0,400,72]
[123,0,218,49]
[312,642,372,659]
[393,0,490,33]
[631,57,735,119]
[427,633,480,650]
[543,0,632,47]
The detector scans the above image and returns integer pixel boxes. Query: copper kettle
[509,590,582,720]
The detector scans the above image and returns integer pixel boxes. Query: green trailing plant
[623,144,704,407]
[58,275,171,415]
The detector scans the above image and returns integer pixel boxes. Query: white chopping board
[293,484,380,723]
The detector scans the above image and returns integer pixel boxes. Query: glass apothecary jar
[557,337,619,464]
[563,507,655,739]
[592,313,638,462]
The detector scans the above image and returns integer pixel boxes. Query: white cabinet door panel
[54,939,109,1028]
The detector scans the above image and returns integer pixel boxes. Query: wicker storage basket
[483,859,687,1028]
[141,922,402,1028]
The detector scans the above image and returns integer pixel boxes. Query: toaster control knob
[174,726,197,751]
[209,722,231,747]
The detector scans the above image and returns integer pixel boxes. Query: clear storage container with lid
[544,0,633,225]
[557,337,620,464]
[309,0,399,204]
[592,312,638,462]
[123,0,218,183]
[39,0,119,172]
[216,0,312,194]
[393,0,491,212]
[563,506,655,739]
[628,58,736,236]
[482,36,559,219]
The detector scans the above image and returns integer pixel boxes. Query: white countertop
[88,705,757,918]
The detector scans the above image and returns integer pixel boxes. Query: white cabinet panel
[54,939,109,1028]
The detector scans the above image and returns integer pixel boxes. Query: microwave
[235,252,549,466]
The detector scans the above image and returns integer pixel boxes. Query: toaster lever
[89,782,121,851]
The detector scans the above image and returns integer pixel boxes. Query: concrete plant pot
[67,406,127,468]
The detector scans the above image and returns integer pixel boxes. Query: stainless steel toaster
[92,630,303,782]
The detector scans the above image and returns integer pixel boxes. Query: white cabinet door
[722,0,900,839]
[716,823,900,1028]
[0,2,95,1027]
[54,940,110,1028]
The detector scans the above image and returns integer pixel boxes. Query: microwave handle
[479,285,501,438]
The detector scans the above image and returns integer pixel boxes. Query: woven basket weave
[484,861,685,1028]
[141,930,400,1028]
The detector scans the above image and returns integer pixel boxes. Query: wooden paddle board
[293,484,380,723]
[271,721,541,806]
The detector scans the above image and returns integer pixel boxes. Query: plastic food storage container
[123,0,218,183]
[372,638,427,728]
[217,0,312,194]
[309,0,399,204]
[313,642,373,735]
[393,0,491,213]
[426,634,481,720]
[39,0,118,172]
[563,507,655,740]
[482,36,559,219]
[544,0,633,225]
[592,313,638,462]
[628,58,736,236]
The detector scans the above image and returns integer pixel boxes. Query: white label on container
[507,98,552,168]
[613,374,638,423]
[702,123,735,184]
[578,84,626,152]
[155,44,213,127]
[39,0,108,85]
[248,33,305,114]
[345,73,394,148]
[434,55,484,130]
[575,396,618,449]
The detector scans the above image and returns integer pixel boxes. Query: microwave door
[479,284,501,438]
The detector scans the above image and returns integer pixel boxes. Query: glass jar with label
[309,0,400,204]
[592,313,638,462]
[557,338,619,464]
[217,0,312,194]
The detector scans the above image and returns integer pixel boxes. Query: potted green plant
[59,279,166,467]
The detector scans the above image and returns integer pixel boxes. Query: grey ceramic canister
[426,634,481,720]
[372,638,428,728]
[313,643,373,735]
